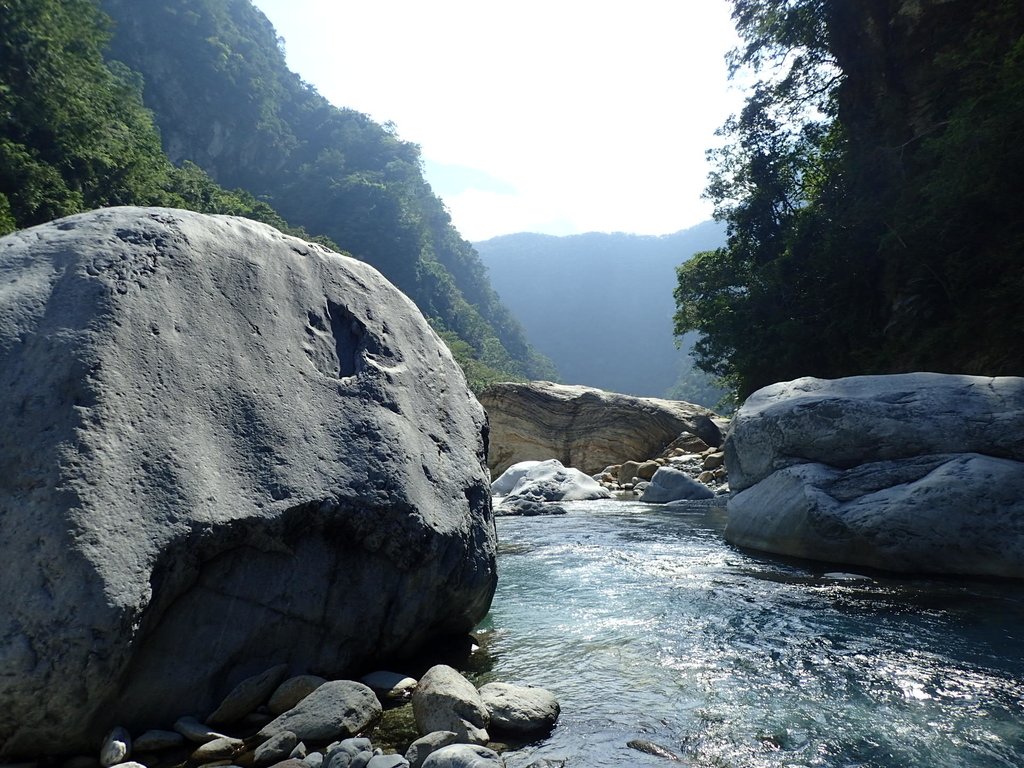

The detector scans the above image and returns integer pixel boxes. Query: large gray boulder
[639,466,715,503]
[479,381,720,476]
[724,374,1024,577]
[725,373,1024,492]
[411,665,489,745]
[0,208,497,756]
[500,459,610,503]
[258,681,381,743]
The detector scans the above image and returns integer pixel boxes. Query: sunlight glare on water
[474,499,1024,768]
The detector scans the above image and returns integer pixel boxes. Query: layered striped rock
[480,381,720,476]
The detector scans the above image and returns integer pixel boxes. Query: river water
[474,499,1024,768]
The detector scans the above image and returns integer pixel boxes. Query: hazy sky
[250,1,744,241]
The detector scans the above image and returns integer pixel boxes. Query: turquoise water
[475,499,1024,767]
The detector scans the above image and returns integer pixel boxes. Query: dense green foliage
[0,0,315,237]
[476,223,726,406]
[98,0,555,387]
[674,0,1024,398]
[0,0,551,389]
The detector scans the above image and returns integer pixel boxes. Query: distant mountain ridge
[475,221,726,404]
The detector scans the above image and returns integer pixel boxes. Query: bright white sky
[250,1,744,241]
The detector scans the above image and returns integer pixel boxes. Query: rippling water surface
[474,499,1024,768]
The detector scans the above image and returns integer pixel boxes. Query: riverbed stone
[208,664,290,725]
[724,373,1024,577]
[420,745,503,768]
[259,681,382,743]
[411,666,489,745]
[0,207,496,758]
[268,676,328,715]
[502,460,610,502]
[173,717,225,744]
[190,736,245,762]
[477,683,559,736]
[494,498,567,517]
[132,731,184,752]
[254,731,299,767]
[635,460,660,481]
[99,727,131,767]
[366,756,408,768]
[405,732,459,768]
[640,467,714,503]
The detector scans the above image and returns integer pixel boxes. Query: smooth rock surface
[725,373,1024,491]
[724,374,1024,577]
[207,664,289,725]
[190,736,245,762]
[0,208,496,757]
[494,498,567,517]
[254,731,299,767]
[269,676,329,716]
[727,453,1024,577]
[258,681,382,743]
[480,381,719,476]
[477,683,559,736]
[132,730,184,752]
[411,666,489,745]
[489,461,542,496]
[640,467,715,504]
[420,745,503,768]
[502,460,610,503]
[404,732,459,768]
[172,717,225,744]
[99,727,130,767]
[365,756,408,768]
[358,671,416,702]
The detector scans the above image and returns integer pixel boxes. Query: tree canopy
[674,0,1024,398]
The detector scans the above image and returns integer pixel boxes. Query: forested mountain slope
[97,0,555,389]
[0,0,553,390]
[476,222,725,405]
[0,0,313,240]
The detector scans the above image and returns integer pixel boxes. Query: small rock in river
[627,739,682,761]
[254,731,299,767]
[99,726,131,767]
[477,682,559,736]
[405,731,458,768]
[190,736,246,762]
